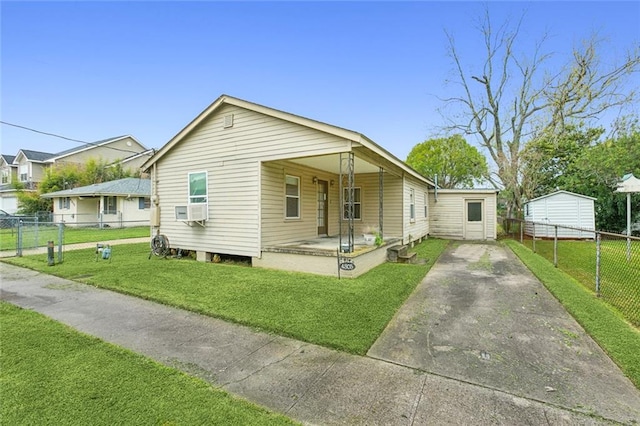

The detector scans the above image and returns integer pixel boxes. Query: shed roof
[41,178,150,198]
[142,94,434,187]
[525,190,597,203]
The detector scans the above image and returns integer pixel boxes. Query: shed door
[465,200,485,240]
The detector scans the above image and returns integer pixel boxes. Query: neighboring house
[524,190,596,239]
[13,149,55,189]
[0,154,18,213]
[41,178,151,228]
[1,135,150,214]
[142,95,498,277]
[45,135,150,169]
[428,189,499,240]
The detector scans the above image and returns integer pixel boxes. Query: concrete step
[387,244,409,263]
[397,252,417,264]
[387,245,409,262]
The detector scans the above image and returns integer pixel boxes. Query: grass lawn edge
[505,240,640,389]
[0,301,297,425]
[0,238,450,356]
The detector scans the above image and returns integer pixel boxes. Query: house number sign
[339,258,355,271]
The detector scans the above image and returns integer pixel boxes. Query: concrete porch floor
[263,235,402,257]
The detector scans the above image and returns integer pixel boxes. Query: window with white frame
[285,175,300,218]
[342,187,362,220]
[58,197,70,210]
[424,193,428,218]
[103,196,117,214]
[188,171,208,204]
[19,164,28,182]
[1,170,8,184]
[410,188,415,221]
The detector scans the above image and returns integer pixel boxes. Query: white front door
[465,200,485,240]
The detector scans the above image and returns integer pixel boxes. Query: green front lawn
[0,302,296,425]
[506,241,640,389]
[2,239,449,354]
[0,225,149,251]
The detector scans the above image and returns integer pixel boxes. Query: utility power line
[0,120,147,155]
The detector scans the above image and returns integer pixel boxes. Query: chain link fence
[0,217,150,260]
[502,218,640,328]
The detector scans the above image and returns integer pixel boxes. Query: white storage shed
[524,190,596,239]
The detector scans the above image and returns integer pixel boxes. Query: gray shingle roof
[19,149,55,162]
[51,135,130,158]
[41,178,150,198]
[1,154,16,164]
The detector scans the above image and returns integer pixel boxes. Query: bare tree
[441,7,640,218]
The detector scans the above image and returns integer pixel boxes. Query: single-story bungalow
[142,95,497,277]
[41,178,151,228]
[524,190,596,239]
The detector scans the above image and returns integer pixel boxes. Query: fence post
[57,223,64,264]
[34,216,39,248]
[554,225,558,268]
[519,220,523,244]
[532,222,536,253]
[16,220,23,257]
[595,232,601,297]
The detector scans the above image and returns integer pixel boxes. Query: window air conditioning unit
[175,206,188,221]
[175,204,208,222]
[188,203,208,221]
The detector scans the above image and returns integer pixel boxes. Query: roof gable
[1,154,16,166]
[526,190,597,203]
[15,149,55,163]
[142,94,434,186]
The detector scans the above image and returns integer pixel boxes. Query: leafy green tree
[16,158,136,214]
[522,121,640,231]
[564,126,640,232]
[521,125,604,198]
[406,135,488,188]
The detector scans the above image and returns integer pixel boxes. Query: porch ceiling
[289,153,382,175]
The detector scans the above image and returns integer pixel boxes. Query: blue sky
[1,1,639,161]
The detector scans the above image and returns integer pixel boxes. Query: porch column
[339,152,355,253]
[98,196,104,229]
[379,166,384,239]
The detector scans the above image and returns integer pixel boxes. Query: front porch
[253,235,403,278]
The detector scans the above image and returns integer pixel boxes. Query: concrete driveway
[368,242,640,423]
[2,242,640,425]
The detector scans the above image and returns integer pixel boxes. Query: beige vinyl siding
[262,160,340,247]
[382,174,403,238]
[154,105,351,257]
[429,192,464,239]
[403,175,430,243]
[429,190,497,240]
[16,156,47,183]
[179,104,351,163]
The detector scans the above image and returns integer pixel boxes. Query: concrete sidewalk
[1,244,638,425]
